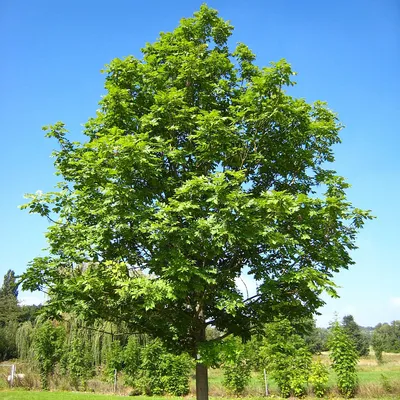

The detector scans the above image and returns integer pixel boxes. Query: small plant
[380,373,392,393]
[309,359,329,398]
[371,331,384,364]
[328,321,359,398]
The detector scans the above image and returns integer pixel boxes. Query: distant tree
[20,5,372,400]
[342,315,370,356]
[0,269,18,298]
[18,304,42,323]
[372,321,400,353]
[0,269,19,326]
[302,319,329,354]
[371,329,384,363]
[0,270,19,360]
[0,320,18,360]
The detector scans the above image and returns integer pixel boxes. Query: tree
[304,322,329,354]
[20,5,371,400]
[328,321,359,398]
[0,270,19,360]
[260,319,312,397]
[342,315,370,356]
[0,269,18,298]
[0,269,19,325]
[372,321,400,353]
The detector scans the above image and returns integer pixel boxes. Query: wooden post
[10,364,15,387]
[263,368,269,396]
[113,368,117,393]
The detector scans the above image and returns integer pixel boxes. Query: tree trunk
[195,303,208,400]
[196,361,209,400]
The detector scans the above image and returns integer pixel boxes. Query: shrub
[260,319,312,398]
[328,321,359,398]
[33,320,65,390]
[104,340,124,382]
[380,373,392,393]
[309,359,329,397]
[127,338,192,396]
[222,337,252,395]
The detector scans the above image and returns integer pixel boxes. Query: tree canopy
[342,314,370,357]
[21,5,371,400]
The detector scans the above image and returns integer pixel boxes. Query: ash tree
[21,5,371,400]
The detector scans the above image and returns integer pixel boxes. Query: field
[1,353,400,399]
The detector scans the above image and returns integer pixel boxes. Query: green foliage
[21,5,371,361]
[20,6,372,400]
[221,337,252,395]
[260,319,312,398]
[0,269,18,298]
[309,359,329,398]
[328,321,359,398]
[342,315,370,357]
[16,321,35,360]
[123,336,142,386]
[371,330,384,364]
[61,334,94,390]
[104,340,124,381]
[132,339,192,396]
[33,320,66,390]
[302,318,329,354]
[0,269,39,362]
[159,352,193,396]
[380,373,392,393]
[0,319,18,360]
[372,321,400,353]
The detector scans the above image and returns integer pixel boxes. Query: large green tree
[21,5,371,400]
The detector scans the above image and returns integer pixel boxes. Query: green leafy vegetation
[329,321,359,398]
[260,319,312,397]
[19,5,371,400]
[309,359,329,398]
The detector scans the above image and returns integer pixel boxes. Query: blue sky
[1,0,399,328]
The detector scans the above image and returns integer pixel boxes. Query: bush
[104,340,124,382]
[33,320,65,390]
[222,337,252,395]
[328,321,359,398]
[260,319,312,398]
[62,335,94,390]
[126,338,192,396]
[309,359,329,397]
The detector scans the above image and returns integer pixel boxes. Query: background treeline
[0,270,41,360]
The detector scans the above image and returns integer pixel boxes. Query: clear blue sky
[1,0,399,328]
